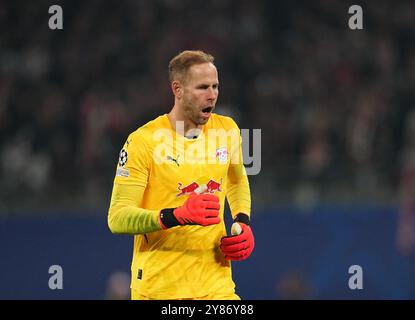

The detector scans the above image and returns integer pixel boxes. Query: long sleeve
[227,164,251,218]
[226,128,251,219]
[108,183,162,234]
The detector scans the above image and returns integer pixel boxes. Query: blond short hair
[168,50,215,83]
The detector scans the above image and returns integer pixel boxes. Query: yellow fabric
[131,288,240,300]
[108,113,251,299]
[108,184,161,234]
[227,129,251,218]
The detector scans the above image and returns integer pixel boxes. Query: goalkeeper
[108,50,254,300]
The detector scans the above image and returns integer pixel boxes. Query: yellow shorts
[131,289,241,300]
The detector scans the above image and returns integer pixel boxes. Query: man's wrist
[234,213,250,225]
[159,208,179,228]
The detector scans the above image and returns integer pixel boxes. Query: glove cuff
[160,208,180,228]
[234,213,250,226]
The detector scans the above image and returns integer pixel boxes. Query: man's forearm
[108,204,161,234]
[227,176,251,218]
[108,183,162,234]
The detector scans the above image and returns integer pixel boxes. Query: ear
[171,80,182,99]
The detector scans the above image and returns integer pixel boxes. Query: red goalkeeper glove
[220,213,254,261]
[159,193,220,228]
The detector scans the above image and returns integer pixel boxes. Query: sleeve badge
[118,149,128,167]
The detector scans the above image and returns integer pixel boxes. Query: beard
[182,98,208,126]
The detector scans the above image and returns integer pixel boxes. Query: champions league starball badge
[118,149,128,167]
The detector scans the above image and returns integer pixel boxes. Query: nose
[207,87,218,101]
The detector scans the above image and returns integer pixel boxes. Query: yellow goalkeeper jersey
[112,113,250,299]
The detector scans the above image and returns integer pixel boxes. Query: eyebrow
[196,83,219,88]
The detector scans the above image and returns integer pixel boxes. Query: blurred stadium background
[1,0,415,299]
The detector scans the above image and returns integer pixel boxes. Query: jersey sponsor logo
[176,182,199,196]
[206,178,222,193]
[176,179,222,197]
[216,147,228,163]
[118,149,128,167]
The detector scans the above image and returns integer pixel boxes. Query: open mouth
[202,106,213,113]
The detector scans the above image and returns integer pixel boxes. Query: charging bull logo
[207,179,222,193]
[177,178,223,197]
[176,182,199,196]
